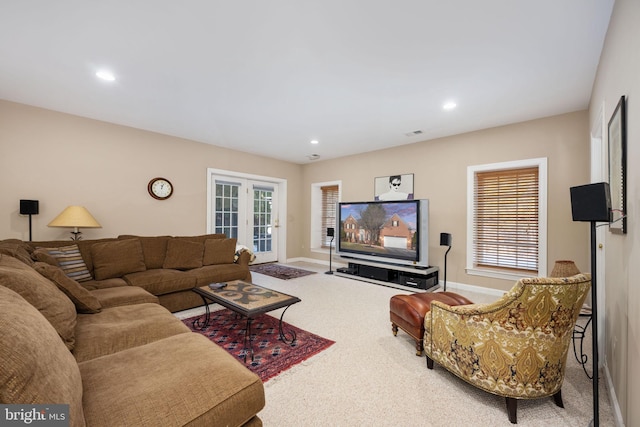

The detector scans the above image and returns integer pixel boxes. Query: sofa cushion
[0,239,34,265]
[174,233,226,243]
[34,262,102,314]
[91,239,147,280]
[0,285,86,427]
[79,277,129,291]
[90,286,159,308]
[124,269,197,295]
[0,255,77,350]
[157,291,204,313]
[73,303,190,362]
[188,264,252,286]
[79,333,264,427]
[118,235,171,269]
[75,238,118,273]
[203,238,237,265]
[39,244,93,282]
[163,239,204,270]
[32,247,60,266]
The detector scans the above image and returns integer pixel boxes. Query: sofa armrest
[234,249,253,266]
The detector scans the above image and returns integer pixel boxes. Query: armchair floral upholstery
[424,274,591,424]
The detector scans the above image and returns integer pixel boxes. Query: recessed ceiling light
[310,140,319,144]
[443,101,457,111]
[96,70,116,81]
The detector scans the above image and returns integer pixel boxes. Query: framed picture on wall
[608,95,627,234]
[374,174,414,201]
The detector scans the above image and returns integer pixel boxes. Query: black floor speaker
[20,199,39,215]
[570,182,611,222]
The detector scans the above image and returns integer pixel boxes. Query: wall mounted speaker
[440,232,452,246]
[570,182,611,222]
[20,200,39,215]
[327,227,335,237]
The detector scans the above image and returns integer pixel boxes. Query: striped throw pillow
[45,244,93,282]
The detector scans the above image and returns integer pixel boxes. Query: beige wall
[302,111,591,292]
[2,100,591,294]
[0,100,304,253]
[590,0,639,424]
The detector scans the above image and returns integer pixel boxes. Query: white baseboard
[286,256,347,269]
[604,362,625,426]
[438,280,506,298]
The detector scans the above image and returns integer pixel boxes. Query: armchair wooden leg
[553,389,564,408]
[426,355,434,369]
[504,392,561,424]
[415,339,423,356]
[505,397,517,424]
[391,323,398,336]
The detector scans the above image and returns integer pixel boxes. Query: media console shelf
[335,259,439,291]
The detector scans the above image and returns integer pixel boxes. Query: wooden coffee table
[192,280,301,362]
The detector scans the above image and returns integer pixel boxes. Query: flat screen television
[336,199,429,268]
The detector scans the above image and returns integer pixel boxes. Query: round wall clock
[148,177,173,200]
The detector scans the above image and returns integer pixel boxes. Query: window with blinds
[321,185,339,247]
[473,167,539,273]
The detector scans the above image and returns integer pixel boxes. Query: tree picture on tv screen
[339,201,418,262]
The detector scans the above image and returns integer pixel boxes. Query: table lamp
[47,206,102,240]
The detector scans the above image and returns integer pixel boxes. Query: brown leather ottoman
[390,291,474,356]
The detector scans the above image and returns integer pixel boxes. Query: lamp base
[325,271,333,275]
[70,230,82,240]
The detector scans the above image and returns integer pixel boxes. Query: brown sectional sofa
[26,233,253,312]
[0,238,264,427]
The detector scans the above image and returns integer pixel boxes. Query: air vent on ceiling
[308,154,321,161]
[405,130,423,137]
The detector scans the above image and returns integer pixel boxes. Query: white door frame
[590,101,607,364]
[206,168,287,263]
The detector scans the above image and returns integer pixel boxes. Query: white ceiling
[0,1,614,164]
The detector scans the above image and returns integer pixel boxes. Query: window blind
[321,185,339,247]
[474,167,539,272]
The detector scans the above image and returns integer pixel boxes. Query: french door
[209,173,279,264]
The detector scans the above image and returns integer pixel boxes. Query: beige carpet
[177,262,616,426]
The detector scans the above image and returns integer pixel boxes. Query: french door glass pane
[253,188,272,253]
[215,182,239,239]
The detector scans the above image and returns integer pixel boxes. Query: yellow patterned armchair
[424,274,591,424]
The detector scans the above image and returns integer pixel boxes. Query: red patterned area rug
[183,309,334,382]
[249,263,316,280]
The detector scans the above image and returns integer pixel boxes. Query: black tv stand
[335,259,439,291]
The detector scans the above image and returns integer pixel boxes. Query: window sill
[466,267,539,282]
